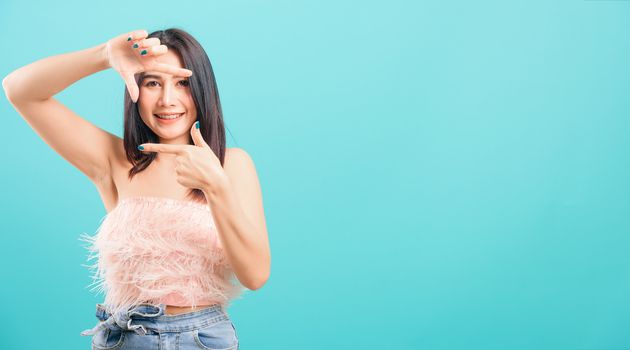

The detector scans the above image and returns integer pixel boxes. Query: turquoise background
[1,0,629,349]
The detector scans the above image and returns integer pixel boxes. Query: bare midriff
[164,304,220,315]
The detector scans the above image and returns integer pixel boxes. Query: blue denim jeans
[81,303,239,350]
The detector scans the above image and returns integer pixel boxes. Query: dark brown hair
[122,28,226,203]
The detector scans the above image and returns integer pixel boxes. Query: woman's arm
[203,148,271,291]
[2,30,191,183]
[3,43,109,102]
[2,43,118,182]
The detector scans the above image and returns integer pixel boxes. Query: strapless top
[79,196,245,316]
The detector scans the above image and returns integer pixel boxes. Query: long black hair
[123,28,226,203]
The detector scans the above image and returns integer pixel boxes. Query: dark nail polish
[137,145,144,150]
[140,49,147,56]
[133,43,138,48]
[127,36,132,41]
[195,121,199,129]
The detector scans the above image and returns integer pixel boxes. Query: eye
[178,80,190,87]
[144,81,159,87]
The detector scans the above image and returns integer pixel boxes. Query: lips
[153,113,185,125]
[154,113,184,120]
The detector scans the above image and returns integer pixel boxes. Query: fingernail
[127,36,132,41]
[137,145,144,150]
[140,49,147,56]
[133,43,139,48]
[195,121,199,129]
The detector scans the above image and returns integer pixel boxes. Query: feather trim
[78,196,246,316]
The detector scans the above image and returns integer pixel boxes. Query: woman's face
[137,50,197,145]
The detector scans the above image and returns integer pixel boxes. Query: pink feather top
[79,196,245,315]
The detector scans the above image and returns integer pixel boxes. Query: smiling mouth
[154,113,184,120]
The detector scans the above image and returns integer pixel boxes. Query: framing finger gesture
[105,29,193,102]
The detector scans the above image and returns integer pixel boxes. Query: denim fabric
[81,303,239,350]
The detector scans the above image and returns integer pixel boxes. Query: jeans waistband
[80,303,229,336]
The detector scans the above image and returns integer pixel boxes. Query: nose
[159,83,175,106]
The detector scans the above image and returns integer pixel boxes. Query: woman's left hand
[138,121,228,194]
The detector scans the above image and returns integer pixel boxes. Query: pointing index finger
[138,143,185,154]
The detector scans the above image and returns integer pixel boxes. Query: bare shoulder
[225,147,255,166]
[223,147,258,180]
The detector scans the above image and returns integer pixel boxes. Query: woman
[3,28,271,349]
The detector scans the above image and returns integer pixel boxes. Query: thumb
[122,72,139,103]
[191,120,210,148]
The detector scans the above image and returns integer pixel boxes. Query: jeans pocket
[92,326,126,350]
[193,320,239,350]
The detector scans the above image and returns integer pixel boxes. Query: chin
[142,114,196,141]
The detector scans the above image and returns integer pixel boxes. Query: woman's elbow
[245,270,270,291]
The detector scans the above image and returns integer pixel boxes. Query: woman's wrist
[96,42,111,70]
[202,175,232,205]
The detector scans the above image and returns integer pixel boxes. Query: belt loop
[126,319,148,336]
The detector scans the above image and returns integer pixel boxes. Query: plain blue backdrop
[1,1,630,349]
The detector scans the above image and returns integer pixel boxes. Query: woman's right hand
[104,29,193,103]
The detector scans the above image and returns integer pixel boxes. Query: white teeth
[155,113,183,120]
